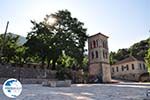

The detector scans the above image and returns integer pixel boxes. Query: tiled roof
[114,56,144,65]
[88,32,109,38]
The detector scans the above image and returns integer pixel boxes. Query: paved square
[0,83,150,100]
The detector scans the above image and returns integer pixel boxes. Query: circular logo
[3,78,22,98]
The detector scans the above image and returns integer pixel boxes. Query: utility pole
[0,21,9,61]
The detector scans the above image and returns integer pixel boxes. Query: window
[126,64,129,70]
[34,65,36,69]
[103,41,105,48]
[122,65,124,71]
[93,40,96,48]
[91,52,94,59]
[139,63,142,69]
[116,67,119,72]
[95,51,98,58]
[102,41,108,49]
[132,64,134,70]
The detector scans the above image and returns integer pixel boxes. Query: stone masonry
[0,63,56,84]
[88,33,111,82]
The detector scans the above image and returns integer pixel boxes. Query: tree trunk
[47,59,51,69]
[52,60,56,70]
[41,56,45,69]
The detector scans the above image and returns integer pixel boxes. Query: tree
[14,46,27,65]
[145,49,150,72]
[82,54,88,71]
[109,49,129,65]
[130,38,149,58]
[0,33,20,63]
[45,10,88,69]
[109,51,117,65]
[25,20,54,67]
[25,9,88,70]
[145,39,150,72]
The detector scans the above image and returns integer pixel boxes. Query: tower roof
[88,32,109,38]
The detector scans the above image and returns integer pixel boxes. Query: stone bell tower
[88,32,111,82]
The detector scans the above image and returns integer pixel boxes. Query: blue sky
[0,0,149,52]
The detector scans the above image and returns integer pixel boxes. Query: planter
[50,81,56,87]
[42,81,56,87]
[56,80,71,87]
[65,80,71,85]
[42,80,71,87]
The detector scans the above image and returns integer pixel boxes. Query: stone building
[88,33,111,83]
[111,56,148,81]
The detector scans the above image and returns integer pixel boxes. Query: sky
[0,0,150,52]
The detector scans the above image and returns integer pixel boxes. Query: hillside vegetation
[110,37,150,65]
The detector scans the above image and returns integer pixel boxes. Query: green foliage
[14,46,27,64]
[58,54,77,68]
[109,52,116,65]
[0,33,20,63]
[109,48,130,65]
[82,54,88,71]
[130,38,150,58]
[0,33,30,64]
[56,67,72,80]
[49,10,88,67]
[110,37,150,65]
[0,10,88,74]
[25,9,88,70]
[145,39,150,72]
[25,20,54,67]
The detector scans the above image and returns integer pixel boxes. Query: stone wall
[102,64,111,82]
[0,63,56,84]
[111,61,147,81]
[88,62,111,83]
[89,63,101,75]
[88,33,111,83]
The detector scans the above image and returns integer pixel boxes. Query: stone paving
[0,82,150,100]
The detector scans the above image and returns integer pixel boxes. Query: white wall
[111,61,147,81]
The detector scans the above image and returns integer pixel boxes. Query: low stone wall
[0,63,56,84]
[112,73,148,82]
[0,78,53,84]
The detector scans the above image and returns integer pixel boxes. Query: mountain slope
[7,33,27,45]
